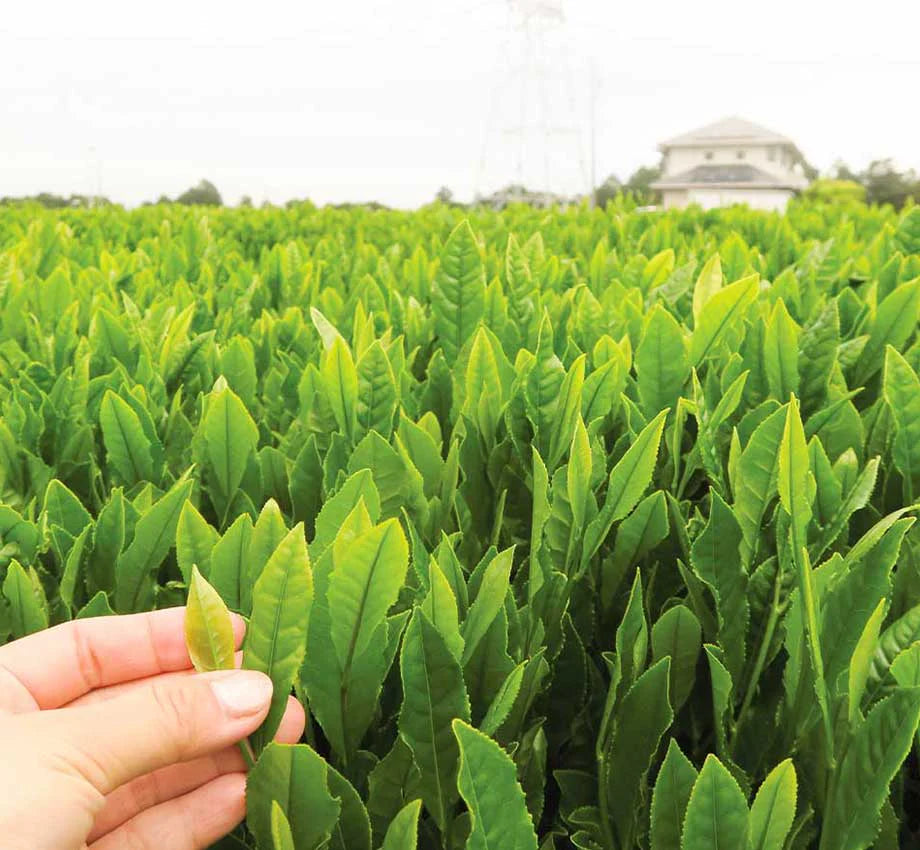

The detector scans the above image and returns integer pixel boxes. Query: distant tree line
[1,179,225,209]
[814,159,920,208]
[4,163,917,212]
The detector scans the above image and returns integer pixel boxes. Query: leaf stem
[733,569,782,748]
[238,738,257,770]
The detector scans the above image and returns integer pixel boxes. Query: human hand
[0,607,305,849]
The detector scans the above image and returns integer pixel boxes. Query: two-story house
[650,117,809,211]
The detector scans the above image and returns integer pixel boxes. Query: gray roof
[660,116,797,149]
[651,163,802,190]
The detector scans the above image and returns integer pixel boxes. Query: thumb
[36,669,273,795]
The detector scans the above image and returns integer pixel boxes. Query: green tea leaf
[381,799,422,850]
[819,688,920,850]
[201,382,259,517]
[585,409,667,563]
[601,657,673,849]
[244,524,313,753]
[733,405,787,567]
[763,299,800,401]
[453,719,539,850]
[650,739,698,850]
[681,754,749,850]
[432,220,486,362]
[176,500,219,584]
[99,389,154,486]
[652,604,702,712]
[636,305,689,419]
[690,273,758,365]
[883,345,920,500]
[462,546,514,665]
[2,559,49,637]
[691,492,747,683]
[114,476,193,614]
[328,518,408,671]
[247,742,341,850]
[398,610,471,831]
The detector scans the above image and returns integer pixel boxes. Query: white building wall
[662,145,795,181]
[662,187,794,211]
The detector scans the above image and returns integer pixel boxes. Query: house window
[704,151,714,160]
[736,150,746,159]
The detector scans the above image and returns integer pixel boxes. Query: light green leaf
[380,799,422,850]
[601,490,669,610]
[311,469,381,558]
[422,557,464,661]
[76,591,115,619]
[733,405,787,567]
[567,416,592,532]
[867,603,920,700]
[747,759,796,850]
[690,273,759,365]
[322,335,359,441]
[692,253,722,322]
[778,397,832,757]
[480,661,526,736]
[248,499,289,608]
[691,492,747,683]
[270,801,295,850]
[890,644,920,686]
[853,277,920,386]
[185,565,235,672]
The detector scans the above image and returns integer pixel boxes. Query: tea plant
[2,198,920,848]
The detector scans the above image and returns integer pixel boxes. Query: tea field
[2,198,920,849]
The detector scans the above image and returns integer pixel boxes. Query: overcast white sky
[1,0,918,207]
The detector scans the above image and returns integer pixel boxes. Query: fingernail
[210,671,273,718]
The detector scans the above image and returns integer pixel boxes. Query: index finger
[0,608,246,710]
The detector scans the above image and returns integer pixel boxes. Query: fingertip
[207,669,273,720]
[230,614,247,648]
[275,696,307,743]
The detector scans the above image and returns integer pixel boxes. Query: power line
[476,0,591,203]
